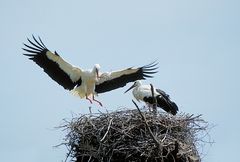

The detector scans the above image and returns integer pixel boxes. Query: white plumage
[125,81,179,115]
[23,36,158,106]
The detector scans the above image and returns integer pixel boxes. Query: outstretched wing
[95,62,158,93]
[23,36,82,90]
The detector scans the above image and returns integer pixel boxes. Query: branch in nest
[100,117,113,142]
[150,83,157,114]
[132,100,162,149]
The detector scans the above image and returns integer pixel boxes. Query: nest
[61,104,210,162]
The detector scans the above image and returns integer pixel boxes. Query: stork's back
[155,89,178,115]
[135,86,178,115]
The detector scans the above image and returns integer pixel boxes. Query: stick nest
[61,107,210,162]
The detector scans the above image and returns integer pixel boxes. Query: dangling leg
[86,94,93,104]
[93,95,103,107]
[146,103,152,112]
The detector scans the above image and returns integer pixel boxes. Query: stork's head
[93,64,101,78]
[124,80,142,93]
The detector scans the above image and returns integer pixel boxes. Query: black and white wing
[23,36,82,90]
[156,89,179,115]
[95,62,158,93]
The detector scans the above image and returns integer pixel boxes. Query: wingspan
[23,36,82,90]
[95,62,158,93]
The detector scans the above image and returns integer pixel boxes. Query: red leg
[86,95,93,104]
[93,95,103,107]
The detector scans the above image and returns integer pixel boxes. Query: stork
[23,36,158,106]
[124,81,178,115]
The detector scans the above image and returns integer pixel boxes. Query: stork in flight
[124,81,178,115]
[23,36,158,106]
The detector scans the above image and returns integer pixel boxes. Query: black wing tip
[37,36,47,48]
[141,61,159,78]
[23,53,35,57]
[142,61,159,70]
[31,35,47,49]
[25,35,47,48]
[143,61,159,68]
[23,54,36,60]
[23,35,49,56]
[143,74,154,78]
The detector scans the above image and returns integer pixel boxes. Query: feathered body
[125,81,178,115]
[23,36,158,106]
[71,66,99,98]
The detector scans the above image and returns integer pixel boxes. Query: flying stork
[23,36,158,106]
[124,81,178,115]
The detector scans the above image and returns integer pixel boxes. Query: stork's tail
[70,87,86,98]
[156,96,179,115]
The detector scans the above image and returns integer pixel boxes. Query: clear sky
[0,0,239,161]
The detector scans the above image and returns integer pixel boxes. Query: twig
[64,146,73,162]
[132,100,161,149]
[100,117,113,142]
[161,128,169,142]
[150,84,157,115]
[87,156,92,162]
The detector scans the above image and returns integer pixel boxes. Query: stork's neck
[132,86,141,101]
[92,64,100,74]
[92,67,96,73]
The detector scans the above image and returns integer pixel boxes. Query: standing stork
[124,81,178,115]
[23,36,158,106]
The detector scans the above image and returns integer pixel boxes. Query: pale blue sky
[0,0,239,161]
